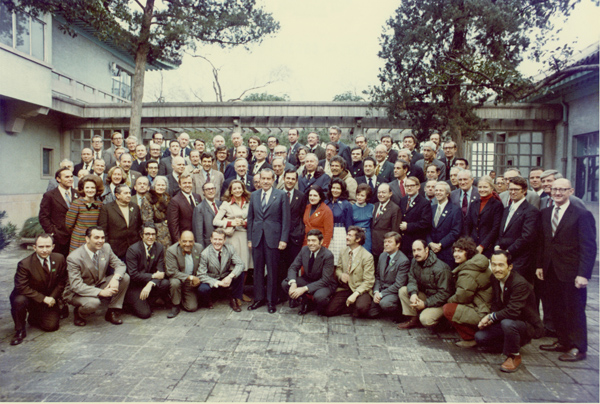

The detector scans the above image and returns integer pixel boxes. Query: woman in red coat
[303,185,334,247]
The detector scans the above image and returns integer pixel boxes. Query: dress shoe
[298,300,310,315]
[104,309,123,325]
[397,316,420,329]
[167,305,181,319]
[10,329,26,346]
[539,341,571,352]
[242,294,252,302]
[230,298,242,312]
[60,304,69,319]
[456,340,477,348]
[500,355,521,373]
[559,348,586,362]
[248,300,266,311]
[73,307,87,326]
[288,298,300,309]
[268,304,277,314]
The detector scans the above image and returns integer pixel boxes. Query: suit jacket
[167,192,202,242]
[164,241,204,282]
[131,159,146,175]
[192,199,222,250]
[500,189,540,210]
[538,203,597,282]
[298,170,331,194]
[161,156,174,176]
[308,145,326,161]
[286,246,337,293]
[287,189,307,246]
[389,179,407,206]
[250,160,272,176]
[98,201,142,258]
[336,141,352,168]
[12,252,67,304]
[387,149,398,164]
[39,187,78,247]
[125,240,165,288]
[399,194,432,257]
[74,161,95,176]
[375,160,395,183]
[163,147,191,158]
[64,243,126,300]
[373,250,410,298]
[350,161,364,178]
[247,188,291,249]
[496,200,540,282]
[540,193,587,210]
[227,147,237,162]
[222,175,255,197]
[410,150,423,165]
[356,175,385,204]
[371,200,402,257]
[102,149,116,168]
[213,160,229,174]
[489,271,544,339]
[427,202,463,266]
[223,161,236,180]
[408,163,425,184]
[123,170,142,192]
[303,202,334,247]
[287,142,302,167]
[464,197,504,257]
[198,244,245,287]
[191,170,224,200]
[450,187,481,218]
[439,156,457,173]
[335,246,375,296]
[415,158,447,181]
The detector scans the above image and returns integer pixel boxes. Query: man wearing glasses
[124,223,170,319]
[399,177,432,260]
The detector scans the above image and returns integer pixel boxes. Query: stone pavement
[0,243,598,402]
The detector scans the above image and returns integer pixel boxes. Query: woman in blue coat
[326,178,354,265]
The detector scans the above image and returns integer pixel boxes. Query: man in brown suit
[167,174,202,242]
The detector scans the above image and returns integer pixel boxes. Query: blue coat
[427,202,463,268]
[247,188,291,249]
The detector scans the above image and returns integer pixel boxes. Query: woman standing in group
[352,183,374,253]
[214,179,252,272]
[141,175,172,248]
[65,174,104,252]
[303,185,333,248]
[326,178,354,264]
[464,175,503,258]
[101,166,126,204]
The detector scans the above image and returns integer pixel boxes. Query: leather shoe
[104,309,123,325]
[500,355,521,373]
[167,305,180,319]
[73,307,86,326]
[298,300,310,315]
[397,316,420,329]
[539,341,571,352]
[559,348,586,362]
[60,304,69,319]
[288,298,300,309]
[230,298,242,312]
[268,304,277,314]
[248,300,266,311]
[10,329,26,346]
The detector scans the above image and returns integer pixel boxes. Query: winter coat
[406,250,454,308]
[447,254,492,325]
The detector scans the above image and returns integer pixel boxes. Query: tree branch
[227,80,277,102]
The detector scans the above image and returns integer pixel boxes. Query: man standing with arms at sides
[192,152,224,199]
[39,167,77,257]
[380,135,398,164]
[192,182,222,250]
[329,126,352,167]
[125,223,170,319]
[400,177,433,260]
[165,231,204,316]
[355,135,374,160]
[287,128,302,166]
[390,159,409,206]
[440,141,458,175]
[9,234,68,345]
[307,132,326,161]
[168,174,201,242]
[371,183,402,263]
[355,157,382,204]
[65,226,130,326]
[247,168,290,313]
[537,179,597,362]
[228,132,244,162]
[167,156,187,197]
[402,134,423,164]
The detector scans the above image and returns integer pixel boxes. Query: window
[574,132,598,202]
[42,147,53,177]
[0,3,45,60]
[112,67,132,101]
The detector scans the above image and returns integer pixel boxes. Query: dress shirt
[261,187,273,204]
[553,200,570,227]
[504,197,526,229]
[181,191,195,206]
[376,200,390,217]
[83,244,97,262]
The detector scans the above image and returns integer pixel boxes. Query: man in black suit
[39,168,77,257]
[167,156,187,197]
[98,184,142,260]
[287,128,302,167]
[192,182,222,250]
[380,135,398,164]
[227,132,244,162]
[373,144,395,183]
[9,234,68,345]
[371,183,402,262]
[222,157,255,196]
[224,146,249,180]
[125,223,170,319]
[350,147,365,178]
[390,159,410,206]
[475,250,543,373]
[402,134,423,165]
[450,169,480,221]
[439,140,458,174]
[167,174,202,242]
[399,177,432,259]
[355,157,383,204]
[73,148,95,176]
[537,179,597,362]
[495,176,540,283]
[306,132,326,161]
[131,144,147,174]
[397,149,425,184]
[328,126,352,168]
[282,229,336,315]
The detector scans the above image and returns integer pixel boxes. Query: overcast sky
[143,0,600,103]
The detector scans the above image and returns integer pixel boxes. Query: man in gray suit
[64,226,130,326]
[499,169,540,209]
[415,141,447,181]
[197,229,246,312]
[368,231,410,319]
[192,152,225,199]
[165,230,204,317]
[192,182,223,250]
[450,169,480,220]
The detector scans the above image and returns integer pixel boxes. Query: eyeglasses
[405,184,418,188]
[551,188,572,193]
[204,187,216,191]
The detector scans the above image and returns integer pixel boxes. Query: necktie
[462,192,468,217]
[96,152,100,160]
[376,164,381,175]
[368,177,374,190]
[307,173,312,181]
[188,195,195,207]
[406,197,411,211]
[551,206,560,237]
[287,191,291,203]
[65,191,71,207]
[376,206,383,219]
[218,251,222,265]
[43,258,50,272]
[347,251,353,273]
[212,202,218,215]
[206,172,211,182]
[308,252,315,274]
[233,149,236,159]
[434,205,443,226]
[386,255,391,269]
[399,180,405,197]
[93,253,99,272]
[547,198,553,208]
[261,191,267,210]
[508,199,513,208]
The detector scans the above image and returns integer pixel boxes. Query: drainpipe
[560,97,569,177]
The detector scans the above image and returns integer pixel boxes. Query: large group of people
[10,128,597,374]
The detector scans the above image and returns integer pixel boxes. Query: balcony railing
[51,71,130,104]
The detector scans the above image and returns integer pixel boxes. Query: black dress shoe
[167,305,181,319]
[60,304,69,319]
[539,341,570,352]
[230,298,242,312]
[104,309,123,325]
[288,299,299,309]
[73,307,87,327]
[268,304,276,314]
[248,300,266,311]
[559,348,586,362]
[298,302,310,315]
[10,329,26,346]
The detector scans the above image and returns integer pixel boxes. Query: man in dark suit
[537,179,597,362]
[400,177,432,259]
[250,145,272,176]
[475,250,543,373]
[163,133,192,158]
[132,176,150,207]
[298,153,331,193]
[192,182,223,250]
[166,156,187,197]
[167,174,202,243]
[367,231,410,319]
[397,149,426,184]
[222,157,255,196]
[402,134,423,165]
[380,135,398,164]
[427,182,463,268]
[124,223,170,319]
[415,141,447,181]
[73,148,95,176]
[306,132,326,161]
[131,144,147,174]
[98,184,142,261]
[450,170,480,221]
[282,229,336,315]
[350,147,365,178]
[9,234,68,345]
[39,168,77,257]
[165,231,204,316]
[287,128,302,167]
[371,183,402,262]
[64,226,130,326]
[191,152,225,200]
[247,168,290,313]
[495,176,540,283]
[118,153,142,194]
[224,146,249,180]
[373,144,395,183]
[227,132,244,162]
[328,126,352,168]
[355,157,384,204]
[439,140,458,174]
[389,159,410,206]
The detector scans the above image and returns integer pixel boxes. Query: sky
[143,0,600,103]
